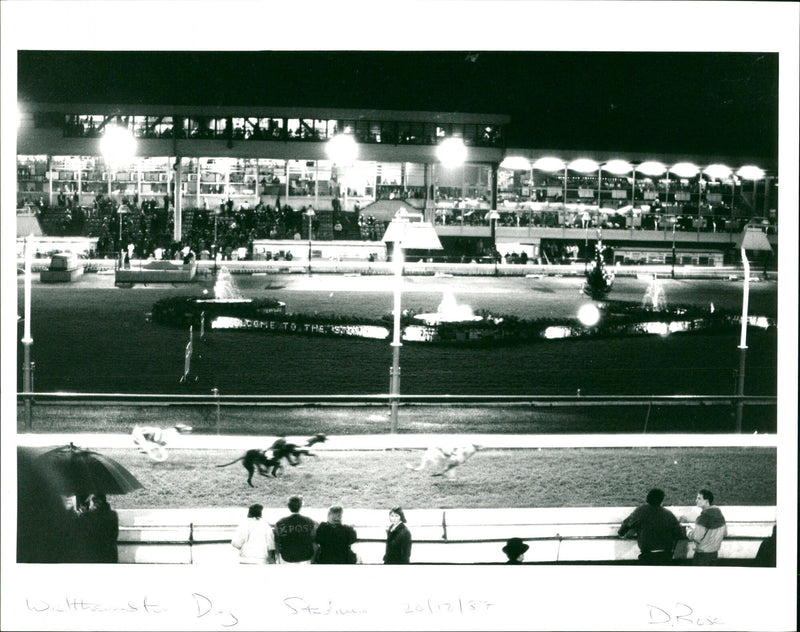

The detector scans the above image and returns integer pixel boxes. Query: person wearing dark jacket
[753,525,776,567]
[383,506,412,564]
[84,494,119,563]
[618,488,684,565]
[274,495,318,564]
[314,505,358,564]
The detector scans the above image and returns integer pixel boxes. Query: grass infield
[66,446,776,511]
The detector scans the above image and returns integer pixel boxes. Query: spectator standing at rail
[231,504,276,564]
[687,489,727,565]
[274,495,318,564]
[83,494,119,563]
[383,506,412,564]
[618,488,684,565]
[753,525,776,567]
[314,505,358,564]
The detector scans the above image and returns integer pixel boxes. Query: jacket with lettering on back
[274,513,317,562]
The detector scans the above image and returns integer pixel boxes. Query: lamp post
[671,221,676,279]
[733,226,773,432]
[22,235,34,428]
[382,213,443,433]
[389,241,404,434]
[327,133,358,213]
[117,203,130,254]
[487,209,500,274]
[305,207,315,275]
[100,125,136,257]
[212,207,219,275]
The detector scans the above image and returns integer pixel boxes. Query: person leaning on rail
[618,488,685,565]
[231,504,276,564]
[686,489,727,566]
[383,506,412,564]
[273,495,318,564]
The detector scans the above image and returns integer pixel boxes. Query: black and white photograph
[2,2,797,631]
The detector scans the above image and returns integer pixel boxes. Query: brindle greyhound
[216,449,283,486]
[217,434,327,486]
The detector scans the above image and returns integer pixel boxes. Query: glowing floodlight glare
[326,134,358,165]
[736,165,765,181]
[437,137,467,168]
[532,157,565,172]
[704,164,733,180]
[568,158,599,173]
[670,162,699,178]
[577,304,601,327]
[603,160,632,175]
[500,156,532,171]
[636,161,667,176]
[100,125,136,165]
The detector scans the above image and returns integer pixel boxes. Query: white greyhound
[132,423,192,461]
[406,444,482,478]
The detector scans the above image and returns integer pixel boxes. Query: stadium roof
[17,51,778,160]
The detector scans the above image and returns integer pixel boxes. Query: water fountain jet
[413,292,483,325]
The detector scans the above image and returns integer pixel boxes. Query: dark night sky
[17,50,778,159]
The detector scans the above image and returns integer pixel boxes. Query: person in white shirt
[231,504,276,564]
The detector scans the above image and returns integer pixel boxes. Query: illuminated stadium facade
[16,101,778,264]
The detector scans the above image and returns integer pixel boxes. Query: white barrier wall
[117,505,776,565]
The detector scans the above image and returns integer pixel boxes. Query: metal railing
[17,392,777,434]
[115,505,776,565]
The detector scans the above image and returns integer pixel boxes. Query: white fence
[117,505,775,565]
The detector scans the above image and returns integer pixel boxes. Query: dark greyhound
[270,433,327,466]
[216,449,283,487]
[217,434,327,486]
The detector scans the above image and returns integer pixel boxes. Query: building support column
[423,162,436,223]
[314,160,319,210]
[172,130,183,243]
[174,156,183,243]
[490,162,499,212]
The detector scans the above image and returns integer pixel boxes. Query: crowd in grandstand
[20,188,773,264]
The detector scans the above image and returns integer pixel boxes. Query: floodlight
[100,125,136,165]
[567,158,599,173]
[670,162,699,178]
[636,161,667,176]
[532,157,565,172]
[500,156,532,171]
[736,165,765,181]
[602,160,632,175]
[437,137,467,168]
[326,134,358,165]
[703,164,733,180]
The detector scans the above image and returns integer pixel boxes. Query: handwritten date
[403,597,494,615]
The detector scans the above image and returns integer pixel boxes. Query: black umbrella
[37,443,143,498]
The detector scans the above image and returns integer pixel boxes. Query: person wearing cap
[502,537,529,564]
[618,488,684,565]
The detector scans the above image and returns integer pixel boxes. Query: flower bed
[151,296,775,346]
